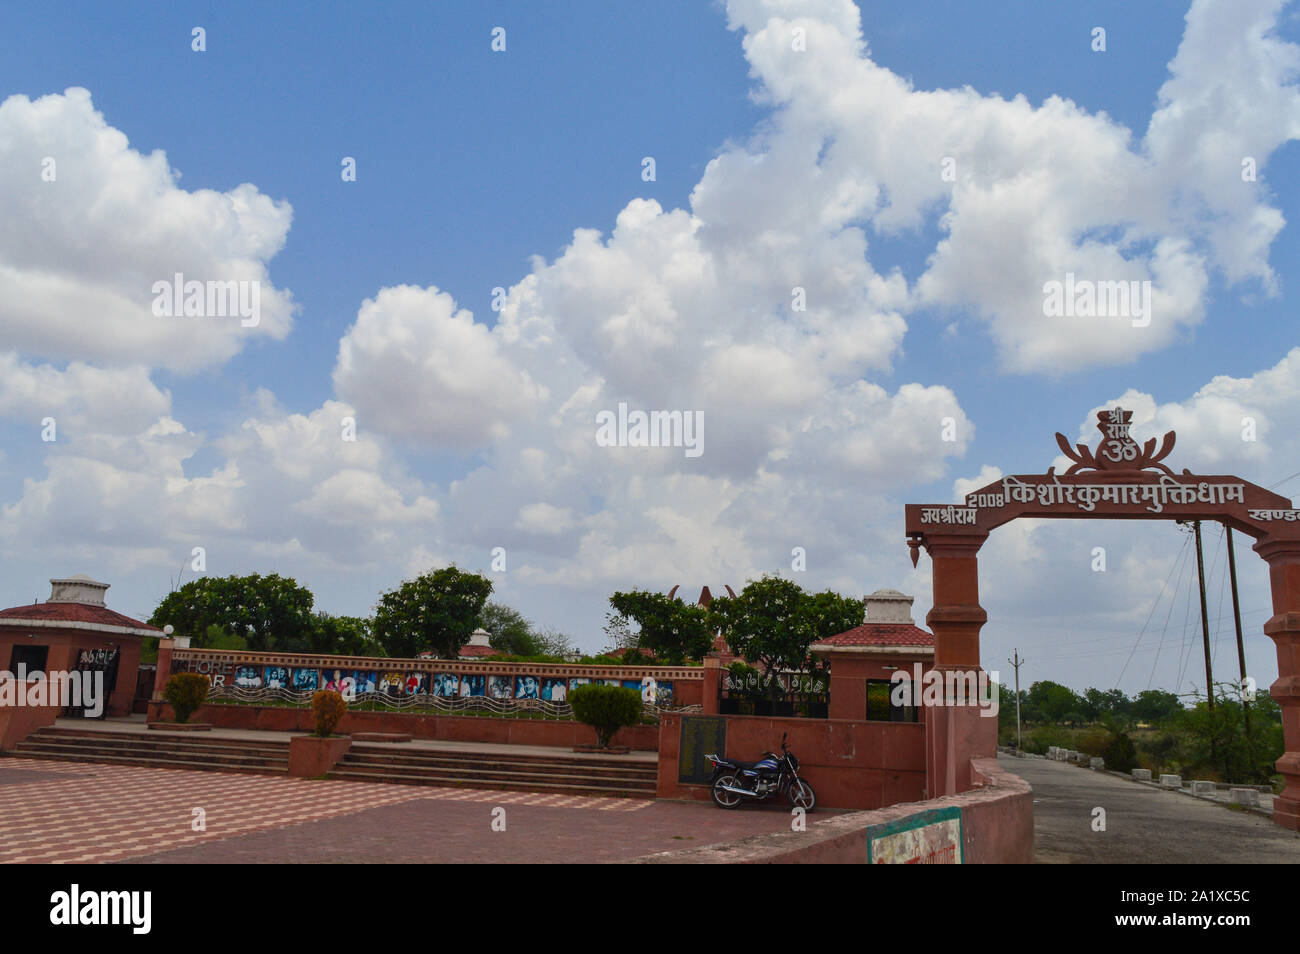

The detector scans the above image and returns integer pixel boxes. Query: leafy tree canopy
[372,566,493,659]
[149,573,315,652]
[608,590,714,665]
[708,576,862,676]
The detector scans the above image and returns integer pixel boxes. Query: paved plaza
[0,757,808,863]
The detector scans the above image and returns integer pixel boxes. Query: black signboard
[677,715,727,784]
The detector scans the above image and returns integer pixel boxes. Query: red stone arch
[905,408,1300,829]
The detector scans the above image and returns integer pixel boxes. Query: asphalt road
[996,754,1300,863]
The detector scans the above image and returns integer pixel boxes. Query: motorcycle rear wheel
[711,774,744,809]
[787,778,816,812]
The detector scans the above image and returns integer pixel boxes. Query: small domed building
[0,576,159,719]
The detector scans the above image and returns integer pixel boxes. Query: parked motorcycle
[706,733,816,811]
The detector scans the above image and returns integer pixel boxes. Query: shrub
[1102,725,1140,773]
[312,690,348,738]
[163,673,209,724]
[568,684,642,748]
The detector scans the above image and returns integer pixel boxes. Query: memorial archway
[905,408,1300,830]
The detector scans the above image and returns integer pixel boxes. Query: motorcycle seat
[714,758,757,770]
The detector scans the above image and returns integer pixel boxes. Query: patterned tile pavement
[0,757,653,864]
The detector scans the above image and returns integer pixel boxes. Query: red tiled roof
[813,622,935,648]
[456,644,500,658]
[0,602,160,633]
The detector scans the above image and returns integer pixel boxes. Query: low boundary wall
[147,701,662,751]
[638,757,1032,863]
[658,712,926,810]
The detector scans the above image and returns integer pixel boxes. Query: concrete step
[347,743,653,771]
[342,749,656,781]
[332,757,656,791]
[324,768,652,798]
[11,741,288,769]
[4,749,286,776]
[36,733,288,753]
[19,733,288,759]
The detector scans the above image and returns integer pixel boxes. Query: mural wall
[176,657,678,706]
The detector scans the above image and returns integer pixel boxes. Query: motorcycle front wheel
[787,778,816,812]
[711,774,744,809]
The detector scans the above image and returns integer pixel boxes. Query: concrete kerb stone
[1160,774,1182,788]
[1190,780,1217,795]
[1231,787,1262,808]
[1131,768,1152,781]
[1089,757,1104,770]
[1108,767,1274,819]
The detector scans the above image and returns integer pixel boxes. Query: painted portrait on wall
[568,677,592,691]
[264,666,289,689]
[404,672,428,695]
[352,671,377,695]
[234,666,262,689]
[321,669,347,692]
[488,675,512,699]
[379,672,404,696]
[460,675,486,697]
[433,673,459,697]
[515,675,540,699]
[541,678,567,702]
[290,668,319,691]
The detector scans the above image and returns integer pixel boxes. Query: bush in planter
[163,673,209,724]
[568,684,642,748]
[312,690,348,737]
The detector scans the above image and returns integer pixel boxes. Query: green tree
[608,590,714,664]
[476,602,539,655]
[708,577,862,685]
[602,611,637,652]
[1177,684,1284,784]
[149,574,316,651]
[1132,689,1184,725]
[372,566,493,659]
[194,624,248,651]
[1025,680,1082,724]
[299,613,383,656]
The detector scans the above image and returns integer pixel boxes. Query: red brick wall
[148,701,662,751]
[657,712,926,811]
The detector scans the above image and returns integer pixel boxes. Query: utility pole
[1225,526,1250,733]
[1192,520,1215,709]
[1008,649,1024,750]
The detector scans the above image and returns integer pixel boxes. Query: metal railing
[204,684,700,721]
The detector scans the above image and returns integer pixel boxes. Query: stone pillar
[924,533,991,797]
[701,654,721,715]
[1256,538,1300,831]
[152,638,175,701]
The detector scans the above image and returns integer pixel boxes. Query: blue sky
[1,0,1298,697]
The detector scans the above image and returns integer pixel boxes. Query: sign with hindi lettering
[866,806,964,864]
[906,407,1300,563]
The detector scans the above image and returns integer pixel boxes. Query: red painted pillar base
[1257,539,1300,831]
